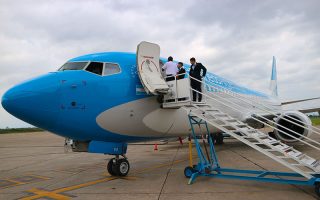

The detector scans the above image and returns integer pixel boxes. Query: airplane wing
[281,97,320,113]
[281,97,320,105]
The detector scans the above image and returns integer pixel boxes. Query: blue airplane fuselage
[1,52,277,144]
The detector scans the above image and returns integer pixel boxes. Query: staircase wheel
[184,166,195,178]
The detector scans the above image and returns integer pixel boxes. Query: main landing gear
[107,155,130,176]
[210,133,224,145]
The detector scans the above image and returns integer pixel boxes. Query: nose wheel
[107,156,130,176]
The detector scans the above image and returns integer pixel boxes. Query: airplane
[1,41,319,177]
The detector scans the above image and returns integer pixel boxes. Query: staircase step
[222,125,236,130]
[226,119,237,122]
[287,150,303,158]
[291,163,303,166]
[205,109,220,112]
[213,113,229,117]
[299,155,316,166]
[274,144,292,152]
[262,138,279,145]
[312,161,320,168]
[251,132,268,138]
[277,156,290,159]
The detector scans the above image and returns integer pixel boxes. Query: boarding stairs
[173,77,320,196]
[135,41,320,195]
[152,60,320,179]
[182,103,320,179]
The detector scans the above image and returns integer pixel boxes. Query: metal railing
[182,75,320,152]
[163,72,320,138]
[200,76,320,136]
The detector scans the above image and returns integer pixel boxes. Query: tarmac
[1,128,320,200]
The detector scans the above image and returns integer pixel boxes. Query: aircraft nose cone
[2,73,60,129]
[1,92,9,111]
[2,85,20,112]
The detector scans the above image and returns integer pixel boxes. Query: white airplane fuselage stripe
[96,91,282,138]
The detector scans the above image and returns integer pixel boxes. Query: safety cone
[154,143,158,151]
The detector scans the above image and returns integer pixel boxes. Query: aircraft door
[136,41,169,95]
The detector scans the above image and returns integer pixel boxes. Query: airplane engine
[273,111,312,143]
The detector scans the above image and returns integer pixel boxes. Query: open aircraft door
[137,41,169,95]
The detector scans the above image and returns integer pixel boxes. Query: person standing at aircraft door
[162,56,178,81]
[189,57,207,102]
[176,62,186,80]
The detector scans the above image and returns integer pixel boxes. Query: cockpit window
[85,62,103,75]
[59,61,120,76]
[59,62,88,71]
[103,63,121,76]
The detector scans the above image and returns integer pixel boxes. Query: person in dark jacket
[176,62,186,80]
[189,57,207,102]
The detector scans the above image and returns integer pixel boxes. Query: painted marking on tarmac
[24,188,74,200]
[20,156,192,199]
[20,177,117,200]
[0,175,51,189]
[0,180,20,189]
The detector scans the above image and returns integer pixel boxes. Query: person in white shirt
[162,56,178,81]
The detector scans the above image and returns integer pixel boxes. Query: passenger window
[104,63,121,76]
[85,62,103,75]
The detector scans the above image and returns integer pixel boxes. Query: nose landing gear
[107,155,130,176]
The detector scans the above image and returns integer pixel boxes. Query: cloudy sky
[0,0,319,128]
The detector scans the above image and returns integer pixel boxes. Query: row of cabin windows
[59,62,121,76]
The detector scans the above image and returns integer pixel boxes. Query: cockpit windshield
[59,62,88,71]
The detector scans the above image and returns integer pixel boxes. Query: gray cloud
[0,0,319,128]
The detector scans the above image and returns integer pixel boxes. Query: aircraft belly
[96,97,171,137]
[165,108,220,137]
[95,92,277,138]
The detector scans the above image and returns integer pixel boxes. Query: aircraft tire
[113,158,130,176]
[107,158,116,176]
[215,133,224,145]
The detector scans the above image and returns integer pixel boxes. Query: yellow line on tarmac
[22,188,71,200]
[25,174,51,180]
[20,150,198,199]
[5,179,25,185]
[53,176,117,194]
[20,177,117,200]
